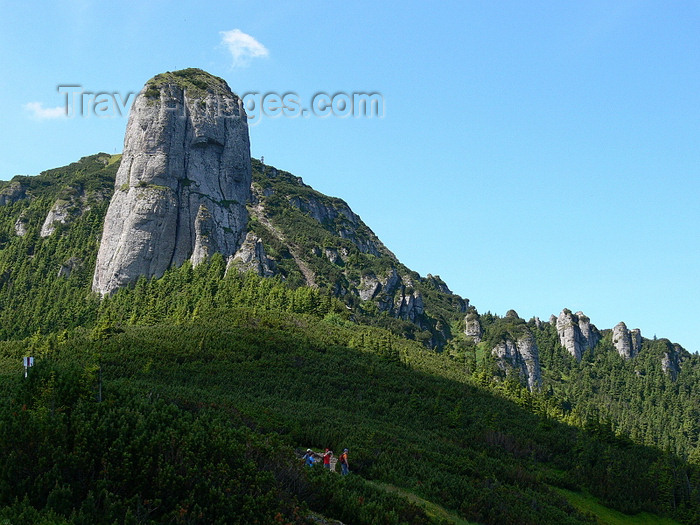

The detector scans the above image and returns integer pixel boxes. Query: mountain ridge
[0,151,699,523]
[1,68,700,524]
[0,151,690,379]
[0,67,695,459]
[2,68,687,364]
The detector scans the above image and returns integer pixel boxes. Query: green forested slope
[534,322,700,459]
[2,300,698,524]
[0,154,699,523]
[0,154,116,339]
[449,311,700,463]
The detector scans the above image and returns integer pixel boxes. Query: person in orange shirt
[339,448,349,475]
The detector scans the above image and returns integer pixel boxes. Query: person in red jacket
[323,448,333,470]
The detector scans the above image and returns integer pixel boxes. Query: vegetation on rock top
[144,68,233,100]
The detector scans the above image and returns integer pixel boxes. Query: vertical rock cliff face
[0,182,27,206]
[464,311,483,343]
[228,232,276,277]
[556,309,600,360]
[612,321,642,359]
[576,311,601,350]
[661,343,687,381]
[92,69,251,295]
[492,332,542,391]
[14,212,28,237]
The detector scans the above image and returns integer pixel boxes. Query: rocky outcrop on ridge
[492,331,542,391]
[0,182,27,206]
[661,343,686,381]
[425,274,453,295]
[556,309,601,360]
[394,289,424,322]
[14,211,28,237]
[612,321,642,360]
[465,311,483,343]
[323,247,348,266]
[357,269,424,322]
[577,312,600,350]
[228,232,275,277]
[288,194,385,256]
[92,69,251,295]
[248,158,467,346]
[40,189,92,237]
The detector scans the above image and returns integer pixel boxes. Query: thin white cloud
[24,102,66,120]
[220,29,269,67]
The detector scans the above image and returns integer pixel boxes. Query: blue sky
[1,1,698,352]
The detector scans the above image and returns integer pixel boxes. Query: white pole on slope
[23,356,34,378]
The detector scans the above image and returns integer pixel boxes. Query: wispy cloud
[24,102,66,120]
[220,29,269,67]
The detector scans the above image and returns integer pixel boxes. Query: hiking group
[302,448,350,475]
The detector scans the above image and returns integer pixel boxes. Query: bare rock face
[0,182,27,206]
[631,328,642,356]
[41,191,87,237]
[492,332,542,391]
[612,322,632,358]
[556,310,586,360]
[576,311,601,350]
[228,232,275,277]
[360,269,399,310]
[465,311,482,343]
[92,69,251,295]
[661,343,686,381]
[358,274,382,301]
[324,247,347,265]
[612,322,642,359]
[287,194,385,256]
[394,289,424,322]
[14,212,28,237]
[556,309,600,360]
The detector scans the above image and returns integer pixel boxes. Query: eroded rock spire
[92,69,251,295]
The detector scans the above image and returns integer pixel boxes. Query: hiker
[323,448,333,470]
[302,449,316,467]
[339,448,349,475]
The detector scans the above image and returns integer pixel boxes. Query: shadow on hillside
[51,309,697,525]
